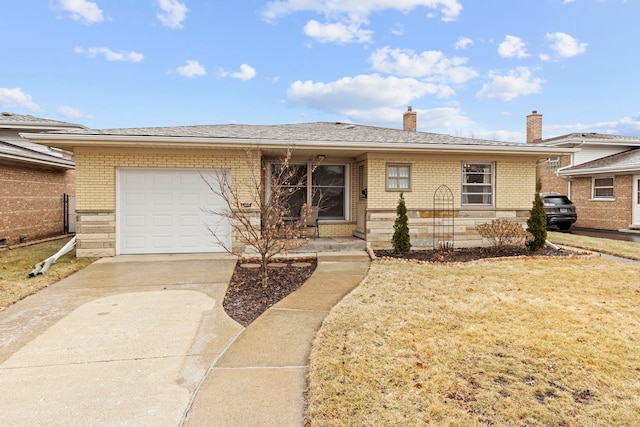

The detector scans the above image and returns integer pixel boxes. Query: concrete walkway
[0,250,370,426]
[182,251,371,426]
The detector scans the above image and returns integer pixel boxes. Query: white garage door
[117,169,231,254]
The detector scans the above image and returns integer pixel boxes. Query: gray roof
[0,112,84,129]
[52,121,521,147]
[543,132,640,145]
[559,148,640,176]
[0,140,75,168]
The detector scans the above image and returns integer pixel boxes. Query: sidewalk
[182,251,371,427]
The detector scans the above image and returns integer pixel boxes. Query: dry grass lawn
[306,256,640,426]
[0,238,96,309]
[548,231,640,261]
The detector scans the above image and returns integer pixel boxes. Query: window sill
[591,198,615,202]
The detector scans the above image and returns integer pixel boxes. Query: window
[358,163,366,200]
[387,164,411,190]
[313,165,346,220]
[269,162,348,220]
[271,163,307,219]
[462,162,493,206]
[547,156,561,170]
[593,177,614,199]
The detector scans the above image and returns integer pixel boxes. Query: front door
[633,175,640,226]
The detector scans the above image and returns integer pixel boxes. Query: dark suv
[541,193,577,231]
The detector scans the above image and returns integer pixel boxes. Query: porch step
[291,237,366,253]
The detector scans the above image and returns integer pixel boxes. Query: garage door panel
[118,169,231,255]
[152,214,173,227]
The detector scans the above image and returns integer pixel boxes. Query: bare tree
[201,148,318,287]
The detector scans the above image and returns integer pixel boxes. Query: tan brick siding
[0,162,74,246]
[570,175,633,230]
[361,153,537,248]
[75,147,259,210]
[364,153,536,210]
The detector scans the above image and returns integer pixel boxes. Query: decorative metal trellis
[433,185,455,250]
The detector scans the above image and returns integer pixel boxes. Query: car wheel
[557,222,572,231]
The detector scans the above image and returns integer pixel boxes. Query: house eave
[22,133,577,157]
[557,164,640,178]
[0,152,75,169]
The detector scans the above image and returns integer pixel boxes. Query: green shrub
[527,179,548,251]
[392,193,411,253]
[477,218,533,248]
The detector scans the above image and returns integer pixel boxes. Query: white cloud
[218,64,257,81]
[287,74,439,113]
[370,47,478,88]
[263,0,463,22]
[75,46,144,62]
[177,60,206,77]
[231,64,257,81]
[390,24,404,36]
[476,67,544,101]
[262,1,462,44]
[0,87,41,111]
[156,0,188,29]
[545,32,588,58]
[303,19,372,44]
[498,35,528,58]
[58,105,92,119]
[455,36,473,50]
[57,0,104,24]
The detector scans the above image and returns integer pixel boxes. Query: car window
[544,196,571,205]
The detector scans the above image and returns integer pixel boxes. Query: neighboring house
[26,108,570,257]
[526,111,640,231]
[0,112,84,247]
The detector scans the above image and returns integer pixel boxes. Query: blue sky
[1,0,639,142]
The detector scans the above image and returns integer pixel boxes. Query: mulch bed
[223,246,578,326]
[223,257,317,326]
[374,246,573,263]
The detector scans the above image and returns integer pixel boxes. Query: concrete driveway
[0,254,244,426]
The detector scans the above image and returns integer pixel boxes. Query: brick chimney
[403,106,417,131]
[526,110,543,143]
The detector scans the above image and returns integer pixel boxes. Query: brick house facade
[526,111,640,231]
[0,113,83,247]
[28,110,569,257]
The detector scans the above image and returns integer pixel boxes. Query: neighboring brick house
[27,108,570,257]
[0,113,84,247]
[526,111,640,231]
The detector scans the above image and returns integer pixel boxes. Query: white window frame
[592,176,615,200]
[461,162,494,207]
[386,164,411,191]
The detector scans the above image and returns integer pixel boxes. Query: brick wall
[570,175,633,230]
[0,161,74,246]
[74,147,260,256]
[362,153,537,248]
[536,155,570,194]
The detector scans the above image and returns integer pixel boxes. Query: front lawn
[0,238,96,309]
[306,256,640,426]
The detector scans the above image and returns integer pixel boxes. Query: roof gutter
[22,133,577,157]
[557,164,640,177]
[0,152,75,169]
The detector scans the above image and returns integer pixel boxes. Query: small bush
[477,218,533,248]
[392,193,411,253]
[527,179,548,251]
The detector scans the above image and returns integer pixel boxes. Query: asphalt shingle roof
[543,132,640,144]
[53,122,522,147]
[0,112,82,128]
[560,148,640,173]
